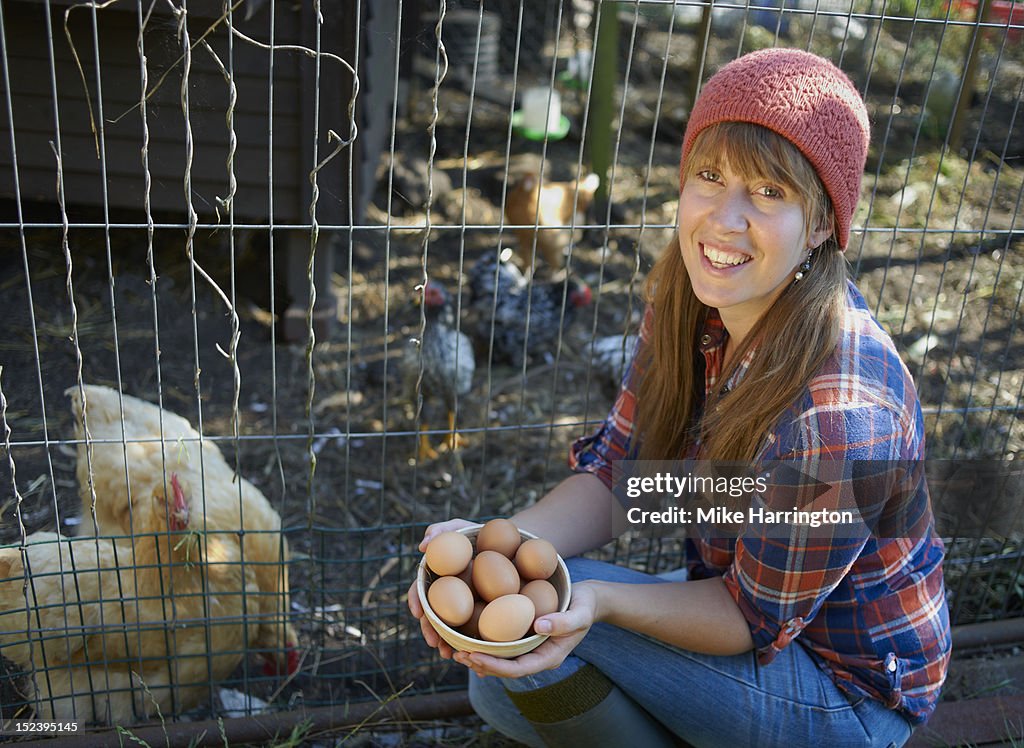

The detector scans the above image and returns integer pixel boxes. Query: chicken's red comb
[422,282,445,306]
[169,473,190,532]
[571,283,593,307]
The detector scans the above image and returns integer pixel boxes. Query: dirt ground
[0,15,1022,732]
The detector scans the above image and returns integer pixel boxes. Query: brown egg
[520,578,559,617]
[476,518,522,559]
[456,559,474,591]
[427,576,475,628]
[515,538,558,581]
[472,550,521,602]
[425,531,473,577]
[478,594,536,642]
[459,600,488,640]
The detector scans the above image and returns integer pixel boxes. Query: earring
[794,250,813,281]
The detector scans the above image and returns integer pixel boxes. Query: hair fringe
[636,124,847,463]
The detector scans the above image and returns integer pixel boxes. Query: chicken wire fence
[0,0,1021,732]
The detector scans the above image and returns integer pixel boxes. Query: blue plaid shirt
[571,281,951,724]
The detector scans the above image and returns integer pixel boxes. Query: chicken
[469,253,592,367]
[67,384,299,678]
[587,333,640,398]
[0,474,261,724]
[403,281,475,460]
[504,171,600,273]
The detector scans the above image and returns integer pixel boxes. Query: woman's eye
[757,185,783,199]
[697,169,721,183]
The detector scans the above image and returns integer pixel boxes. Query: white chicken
[0,474,261,724]
[67,384,299,678]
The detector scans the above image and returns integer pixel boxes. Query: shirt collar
[699,309,755,393]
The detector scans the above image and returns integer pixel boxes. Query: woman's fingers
[418,517,477,551]
[534,606,588,637]
[407,580,423,618]
[534,582,598,636]
[458,636,577,678]
[409,579,456,656]
[411,518,487,661]
[455,584,601,677]
[419,614,440,647]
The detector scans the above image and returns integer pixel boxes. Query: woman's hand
[453,580,602,678]
[415,517,478,552]
[406,517,479,659]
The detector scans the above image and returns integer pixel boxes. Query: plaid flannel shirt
[570,281,951,724]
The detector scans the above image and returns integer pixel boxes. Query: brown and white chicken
[0,474,262,724]
[504,171,600,273]
[67,384,299,678]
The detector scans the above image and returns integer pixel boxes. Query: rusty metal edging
[952,616,1024,653]
[22,617,1024,746]
[907,694,1024,747]
[30,690,473,747]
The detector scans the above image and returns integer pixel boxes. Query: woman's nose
[708,189,750,233]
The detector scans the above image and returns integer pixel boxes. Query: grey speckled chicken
[587,333,641,397]
[468,253,592,367]
[404,281,476,460]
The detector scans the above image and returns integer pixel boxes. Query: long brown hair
[636,123,848,463]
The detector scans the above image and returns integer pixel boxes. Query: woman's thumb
[534,608,586,636]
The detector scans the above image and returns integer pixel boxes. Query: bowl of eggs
[416,519,572,658]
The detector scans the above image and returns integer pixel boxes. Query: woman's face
[677,157,831,339]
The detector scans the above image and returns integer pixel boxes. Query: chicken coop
[0,0,1022,743]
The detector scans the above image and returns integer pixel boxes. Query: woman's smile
[700,242,753,271]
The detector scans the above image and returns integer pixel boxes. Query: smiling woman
[409,48,951,748]
[677,125,833,341]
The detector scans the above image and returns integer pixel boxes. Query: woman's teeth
[703,246,751,268]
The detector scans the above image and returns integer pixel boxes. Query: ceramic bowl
[417,523,572,658]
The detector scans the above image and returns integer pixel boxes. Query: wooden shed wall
[1,0,361,225]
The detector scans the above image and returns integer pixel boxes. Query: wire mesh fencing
[0,0,1021,733]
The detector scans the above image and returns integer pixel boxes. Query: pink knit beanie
[680,48,870,250]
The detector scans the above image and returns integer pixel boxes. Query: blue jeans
[469,558,914,748]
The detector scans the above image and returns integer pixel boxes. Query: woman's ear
[808,215,834,249]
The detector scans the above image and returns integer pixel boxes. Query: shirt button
[700,334,712,346]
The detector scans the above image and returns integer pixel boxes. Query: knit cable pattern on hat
[680,48,870,250]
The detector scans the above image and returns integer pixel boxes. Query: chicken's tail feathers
[577,172,601,196]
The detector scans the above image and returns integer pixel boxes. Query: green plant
[266,718,314,748]
[884,0,952,21]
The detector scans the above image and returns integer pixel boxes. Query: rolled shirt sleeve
[721,401,914,663]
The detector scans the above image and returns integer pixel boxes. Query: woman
[409,48,950,747]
